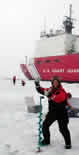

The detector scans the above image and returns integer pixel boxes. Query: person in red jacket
[35,76,72,149]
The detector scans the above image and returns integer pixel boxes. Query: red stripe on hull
[34,53,79,82]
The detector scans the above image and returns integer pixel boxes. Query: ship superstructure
[21,4,79,83]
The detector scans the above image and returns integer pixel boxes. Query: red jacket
[38,85,71,106]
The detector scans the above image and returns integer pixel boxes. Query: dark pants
[42,108,71,145]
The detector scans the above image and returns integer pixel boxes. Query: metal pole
[36,96,44,152]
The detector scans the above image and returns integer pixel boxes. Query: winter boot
[40,139,50,146]
[64,144,72,149]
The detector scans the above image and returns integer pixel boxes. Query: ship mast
[63,4,74,34]
[69,4,72,19]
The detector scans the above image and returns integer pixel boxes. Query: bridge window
[54,59,60,62]
[45,60,50,63]
[37,60,42,64]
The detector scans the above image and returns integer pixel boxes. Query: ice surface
[0,80,79,154]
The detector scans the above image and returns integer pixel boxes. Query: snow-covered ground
[0,80,79,155]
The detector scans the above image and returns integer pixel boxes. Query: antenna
[44,16,46,34]
[69,4,72,19]
[40,17,47,37]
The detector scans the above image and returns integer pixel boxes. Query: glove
[68,93,72,98]
[48,95,56,102]
[48,98,54,103]
[34,79,40,87]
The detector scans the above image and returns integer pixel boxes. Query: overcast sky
[0,0,79,78]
